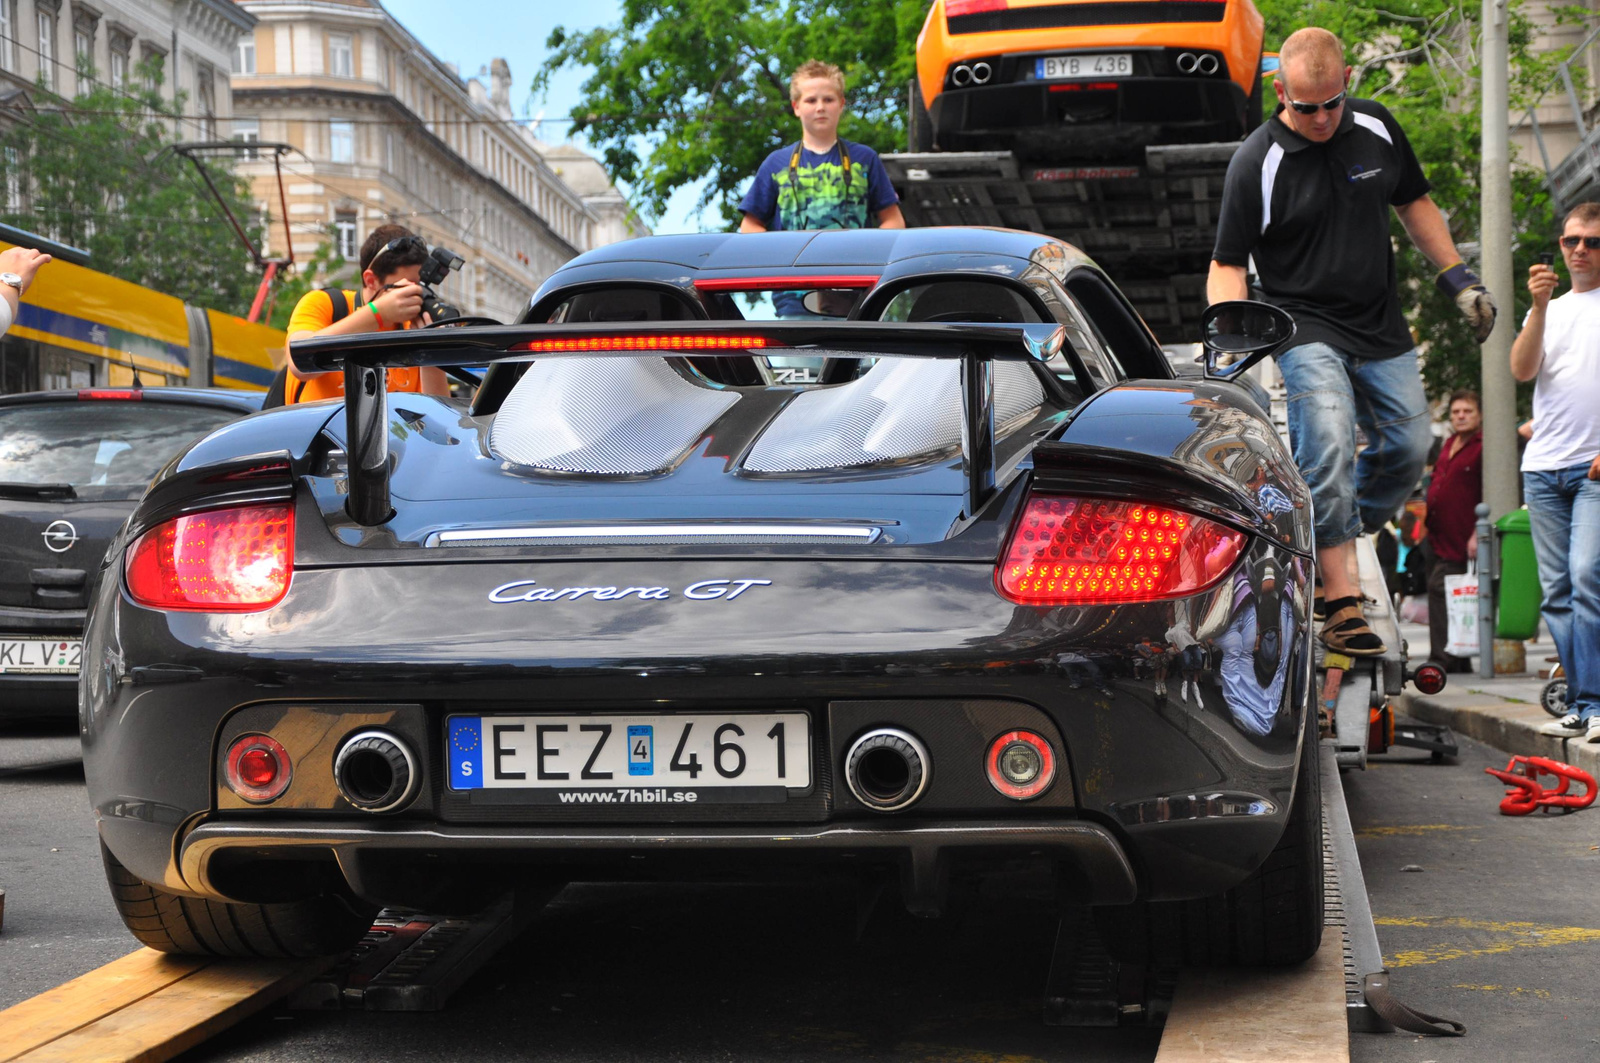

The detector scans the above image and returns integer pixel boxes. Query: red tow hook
[1485,756,1598,815]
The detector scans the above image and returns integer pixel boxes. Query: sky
[380,0,711,235]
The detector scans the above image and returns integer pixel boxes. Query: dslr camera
[416,244,465,322]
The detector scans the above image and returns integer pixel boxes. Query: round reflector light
[224,734,291,803]
[986,730,1056,800]
[1412,663,1447,696]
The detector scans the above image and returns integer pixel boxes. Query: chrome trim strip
[427,523,883,546]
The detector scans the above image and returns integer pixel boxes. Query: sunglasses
[365,234,427,271]
[1283,89,1346,115]
[1559,235,1600,250]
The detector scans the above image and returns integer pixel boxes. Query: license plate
[1036,53,1132,80]
[0,638,82,674]
[446,713,811,799]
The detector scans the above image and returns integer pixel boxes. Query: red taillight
[946,0,1008,16]
[224,734,291,803]
[986,730,1056,800]
[78,389,141,400]
[125,504,293,612]
[511,334,769,352]
[997,496,1245,605]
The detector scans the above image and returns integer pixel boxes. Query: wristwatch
[0,272,23,293]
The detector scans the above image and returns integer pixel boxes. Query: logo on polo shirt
[1348,164,1384,182]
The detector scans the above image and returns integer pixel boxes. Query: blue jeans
[1277,343,1430,548]
[1523,466,1600,721]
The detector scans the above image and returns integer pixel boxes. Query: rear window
[0,402,240,499]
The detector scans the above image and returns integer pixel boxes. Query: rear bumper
[0,674,78,717]
[931,77,1247,153]
[177,816,1139,914]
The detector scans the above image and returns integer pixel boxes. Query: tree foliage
[0,72,265,314]
[537,0,928,226]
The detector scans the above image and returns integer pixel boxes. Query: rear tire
[100,841,375,958]
[1098,730,1324,966]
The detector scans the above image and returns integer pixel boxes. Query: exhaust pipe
[1197,54,1220,75]
[951,64,972,87]
[845,728,930,812]
[971,61,992,85]
[1176,52,1199,74]
[335,730,419,813]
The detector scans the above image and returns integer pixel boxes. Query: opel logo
[42,520,79,553]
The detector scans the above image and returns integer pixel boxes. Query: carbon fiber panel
[488,357,738,475]
[743,358,1044,473]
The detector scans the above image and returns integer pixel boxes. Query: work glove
[1436,262,1497,343]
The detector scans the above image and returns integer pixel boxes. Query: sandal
[1320,596,1387,657]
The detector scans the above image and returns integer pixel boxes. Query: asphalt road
[4,720,1598,1061]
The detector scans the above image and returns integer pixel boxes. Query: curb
[1400,691,1600,776]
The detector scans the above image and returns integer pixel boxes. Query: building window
[328,32,352,78]
[4,147,22,213]
[0,2,15,73]
[195,68,216,138]
[333,210,358,260]
[329,120,353,163]
[232,116,259,160]
[140,44,164,91]
[233,36,254,75]
[37,9,56,92]
[384,131,394,174]
[74,28,90,75]
[108,33,129,90]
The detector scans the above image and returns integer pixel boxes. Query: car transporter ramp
[882,143,1241,344]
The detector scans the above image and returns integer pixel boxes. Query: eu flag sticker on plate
[627,724,653,776]
[449,717,483,789]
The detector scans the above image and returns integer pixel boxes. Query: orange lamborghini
[914,0,1266,157]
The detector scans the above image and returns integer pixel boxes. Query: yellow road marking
[1378,916,1600,968]
[1451,983,1552,999]
[1355,824,1471,837]
[0,947,330,1063]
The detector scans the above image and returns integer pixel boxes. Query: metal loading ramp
[882,144,1240,343]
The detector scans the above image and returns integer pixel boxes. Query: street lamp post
[1479,0,1517,678]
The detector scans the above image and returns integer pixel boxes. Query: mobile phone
[1538,252,1555,266]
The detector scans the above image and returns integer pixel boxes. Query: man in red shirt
[1423,389,1482,670]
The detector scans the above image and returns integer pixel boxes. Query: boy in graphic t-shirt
[739,61,905,314]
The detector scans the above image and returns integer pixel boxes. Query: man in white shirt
[1513,201,1600,740]
[0,244,53,335]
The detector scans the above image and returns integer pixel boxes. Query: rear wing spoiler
[290,321,1078,527]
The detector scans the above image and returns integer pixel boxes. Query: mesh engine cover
[489,357,739,475]
[742,358,1045,473]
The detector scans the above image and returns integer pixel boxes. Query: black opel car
[1,386,262,717]
[81,229,1321,969]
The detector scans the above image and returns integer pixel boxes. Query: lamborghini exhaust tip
[845,728,931,812]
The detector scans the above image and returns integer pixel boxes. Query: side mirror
[800,289,860,317]
[1200,300,1295,381]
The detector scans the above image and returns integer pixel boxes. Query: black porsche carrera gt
[81,228,1322,968]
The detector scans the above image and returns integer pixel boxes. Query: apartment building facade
[0,0,251,133]
[231,0,644,324]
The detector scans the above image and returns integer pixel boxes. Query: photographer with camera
[282,224,454,405]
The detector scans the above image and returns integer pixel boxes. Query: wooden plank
[0,950,205,1062]
[1154,928,1349,1063]
[2,948,331,1063]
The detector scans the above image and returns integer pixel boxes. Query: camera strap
[786,140,855,226]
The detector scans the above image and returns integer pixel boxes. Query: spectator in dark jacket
[1423,389,1483,670]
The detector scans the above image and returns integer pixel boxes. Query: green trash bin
[1495,508,1541,640]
